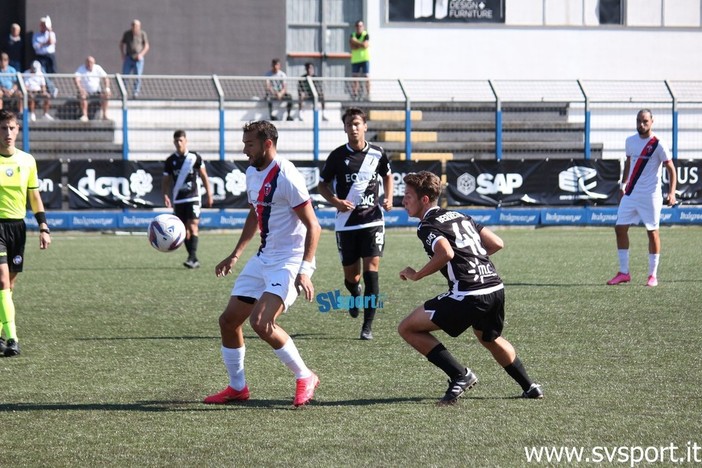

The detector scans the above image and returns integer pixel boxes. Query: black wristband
[35,211,47,225]
[40,228,51,234]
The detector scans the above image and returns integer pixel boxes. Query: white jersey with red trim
[246,157,311,261]
[624,133,671,198]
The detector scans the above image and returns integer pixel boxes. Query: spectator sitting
[74,55,112,121]
[0,52,23,115]
[264,58,293,121]
[23,60,53,121]
[297,62,327,121]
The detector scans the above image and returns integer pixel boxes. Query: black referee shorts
[0,219,27,273]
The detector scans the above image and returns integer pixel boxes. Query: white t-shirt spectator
[24,62,46,92]
[75,63,107,94]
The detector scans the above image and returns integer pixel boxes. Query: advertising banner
[37,159,62,209]
[388,0,505,23]
[445,160,622,207]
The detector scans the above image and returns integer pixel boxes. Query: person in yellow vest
[349,20,370,100]
[0,109,51,357]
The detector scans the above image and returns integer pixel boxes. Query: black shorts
[174,201,201,222]
[425,287,505,342]
[335,225,385,266]
[0,219,27,273]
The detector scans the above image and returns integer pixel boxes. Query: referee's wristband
[40,228,51,234]
[35,211,47,225]
[298,260,316,277]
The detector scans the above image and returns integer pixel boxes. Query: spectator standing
[297,62,327,121]
[606,109,677,287]
[32,16,56,74]
[162,130,213,269]
[349,20,370,100]
[23,60,52,121]
[74,56,112,121]
[0,109,52,357]
[317,107,392,340]
[264,58,293,121]
[6,23,23,71]
[0,53,22,115]
[119,19,150,97]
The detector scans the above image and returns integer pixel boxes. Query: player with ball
[204,121,322,407]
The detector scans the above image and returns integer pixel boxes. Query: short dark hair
[638,108,653,119]
[342,107,367,125]
[173,129,186,139]
[243,120,278,146]
[0,109,18,125]
[404,171,442,203]
[271,58,281,66]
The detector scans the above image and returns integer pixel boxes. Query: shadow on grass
[74,333,329,341]
[0,396,433,413]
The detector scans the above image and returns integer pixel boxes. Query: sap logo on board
[457,172,523,196]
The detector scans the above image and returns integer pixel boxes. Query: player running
[398,171,542,405]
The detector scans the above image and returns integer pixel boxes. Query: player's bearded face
[243,136,267,169]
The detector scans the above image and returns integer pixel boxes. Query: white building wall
[366,1,702,80]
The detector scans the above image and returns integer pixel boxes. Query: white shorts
[616,193,663,230]
[232,255,302,310]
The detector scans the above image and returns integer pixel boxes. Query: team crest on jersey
[6,168,14,177]
[344,159,350,166]
[264,182,272,196]
[13,255,22,265]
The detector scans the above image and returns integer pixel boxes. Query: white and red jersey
[624,134,671,198]
[246,157,311,261]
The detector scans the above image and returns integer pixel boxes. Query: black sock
[344,279,362,298]
[184,238,192,257]
[426,343,465,379]
[503,357,533,391]
[362,271,378,328]
[190,235,199,261]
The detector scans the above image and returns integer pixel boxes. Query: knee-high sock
[222,345,246,391]
[362,271,379,327]
[274,338,311,379]
[0,289,17,341]
[189,235,199,261]
[426,343,466,379]
[503,356,534,392]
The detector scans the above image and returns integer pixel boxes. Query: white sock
[649,253,660,277]
[222,345,246,391]
[274,338,311,379]
[617,249,629,274]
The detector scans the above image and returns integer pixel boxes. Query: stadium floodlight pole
[576,79,591,160]
[212,75,225,161]
[488,80,502,161]
[115,74,129,160]
[664,80,678,160]
[398,79,411,161]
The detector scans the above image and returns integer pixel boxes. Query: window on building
[598,0,623,24]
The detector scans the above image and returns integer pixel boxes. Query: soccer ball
[148,214,186,252]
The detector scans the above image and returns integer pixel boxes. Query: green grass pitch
[1,226,701,466]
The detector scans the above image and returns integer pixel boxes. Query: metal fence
[6,74,702,162]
